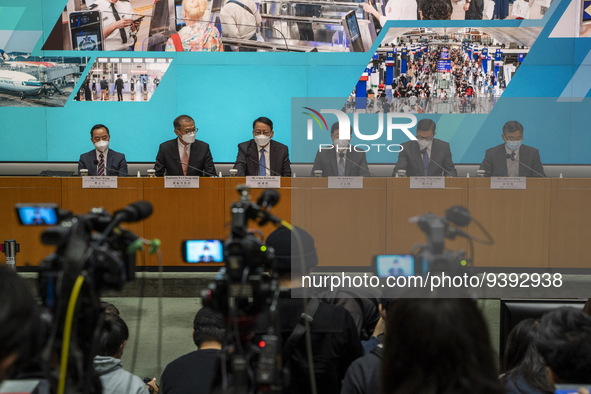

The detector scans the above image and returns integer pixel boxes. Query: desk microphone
[238,141,283,177]
[92,159,128,177]
[505,153,546,178]
[339,151,376,177]
[420,147,456,177]
[177,160,218,177]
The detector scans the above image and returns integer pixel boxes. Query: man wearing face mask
[232,116,292,177]
[78,124,128,176]
[479,120,545,177]
[392,118,457,177]
[154,114,216,176]
[311,122,370,177]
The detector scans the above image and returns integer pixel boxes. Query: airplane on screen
[0,69,43,98]
[4,61,57,69]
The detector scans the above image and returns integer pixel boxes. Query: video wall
[1,0,590,164]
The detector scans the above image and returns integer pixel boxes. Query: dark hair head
[537,308,591,384]
[100,301,120,317]
[265,226,318,274]
[502,121,524,135]
[90,124,110,138]
[420,0,452,19]
[382,298,502,394]
[253,116,273,130]
[330,122,353,137]
[501,318,552,393]
[0,266,42,381]
[416,118,436,134]
[174,115,194,130]
[193,307,225,348]
[97,314,129,357]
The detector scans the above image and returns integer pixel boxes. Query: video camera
[201,185,287,393]
[16,201,152,393]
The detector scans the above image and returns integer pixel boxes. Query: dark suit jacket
[393,139,457,177]
[78,149,128,176]
[311,148,370,177]
[233,139,292,177]
[479,144,545,177]
[154,138,216,176]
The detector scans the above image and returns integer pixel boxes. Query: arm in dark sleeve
[393,145,409,176]
[531,149,545,177]
[203,146,217,177]
[78,155,87,175]
[118,154,128,177]
[233,144,248,176]
[281,146,292,177]
[340,360,365,394]
[311,151,323,176]
[479,150,492,177]
[154,146,166,177]
[443,144,457,177]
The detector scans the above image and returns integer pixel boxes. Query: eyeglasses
[416,136,433,141]
[179,127,198,135]
[254,130,272,136]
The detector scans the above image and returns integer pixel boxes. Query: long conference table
[1,176,590,270]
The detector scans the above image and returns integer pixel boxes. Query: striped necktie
[98,153,105,176]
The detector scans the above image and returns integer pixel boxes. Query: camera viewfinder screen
[375,254,414,277]
[184,240,224,263]
[16,205,58,225]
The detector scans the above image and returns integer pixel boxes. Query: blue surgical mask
[505,140,522,151]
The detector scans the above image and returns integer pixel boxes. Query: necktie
[98,153,105,176]
[110,3,128,44]
[259,148,266,176]
[182,145,189,176]
[338,153,346,176]
[422,148,429,176]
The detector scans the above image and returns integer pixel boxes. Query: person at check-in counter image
[78,124,128,176]
[363,0,417,25]
[392,118,457,177]
[154,115,216,176]
[165,0,223,52]
[311,122,370,177]
[232,116,292,177]
[479,120,545,177]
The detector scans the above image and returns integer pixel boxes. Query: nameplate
[410,177,445,189]
[246,176,281,188]
[490,177,526,189]
[82,176,118,189]
[164,176,200,188]
[328,176,364,189]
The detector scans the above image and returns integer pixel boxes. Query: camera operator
[259,226,364,394]
[0,266,43,383]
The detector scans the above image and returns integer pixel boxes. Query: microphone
[420,146,455,177]
[113,201,153,224]
[505,153,546,178]
[177,160,218,177]
[92,159,128,177]
[239,141,283,177]
[339,150,376,177]
[257,189,280,209]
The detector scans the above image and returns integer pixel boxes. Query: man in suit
[233,116,292,177]
[479,120,545,177]
[393,118,457,177]
[311,122,370,177]
[154,115,216,177]
[78,124,128,176]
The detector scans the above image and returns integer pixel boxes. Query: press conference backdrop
[1,0,590,164]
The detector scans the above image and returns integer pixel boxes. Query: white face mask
[94,140,109,152]
[254,135,271,147]
[334,139,350,149]
[417,139,431,150]
[181,132,196,144]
